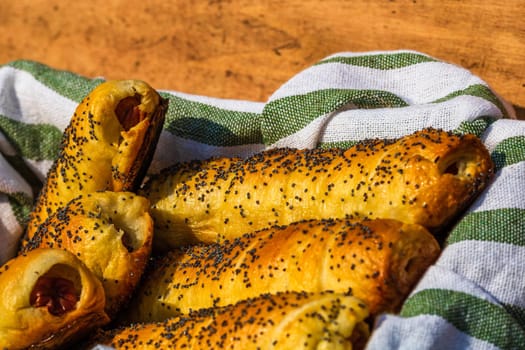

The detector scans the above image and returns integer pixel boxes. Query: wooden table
[1,0,524,118]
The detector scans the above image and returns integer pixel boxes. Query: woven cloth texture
[1,50,524,349]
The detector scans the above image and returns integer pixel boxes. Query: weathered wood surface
[1,0,523,118]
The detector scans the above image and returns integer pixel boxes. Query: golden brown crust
[95,291,370,350]
[0,248,109,349]
[125,218,440,322]
[143,128,493,248]
[21,191,154,318]
[23,79,168,244]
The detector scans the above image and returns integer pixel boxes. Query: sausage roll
[21,191,153,317]
[0,248,109,349]
[142,128,493,248]
[23,79,168,244]
[93,291,370,350]
[125,218,440,322]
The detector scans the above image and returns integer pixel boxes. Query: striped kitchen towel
[1,50,524,349]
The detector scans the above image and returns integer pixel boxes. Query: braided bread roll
[94,291,370,350]
[21,191,153,317]
[142,128,493,248]
[0,248,108,349]
[126,218,439,322]
[23,79,168,244]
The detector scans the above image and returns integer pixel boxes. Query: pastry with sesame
[0,248,109,349]
[125,218,439,322]
[143,128,493,249]
[22,79,168,246]
[93,291,370,350]
[20,191,154,318]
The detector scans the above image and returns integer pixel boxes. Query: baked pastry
[23,79,168,244]
[21,191,153,317]
[125,218,440,322]
[93,291,370,350]
[0,248,109,349]
[142,128,493,248]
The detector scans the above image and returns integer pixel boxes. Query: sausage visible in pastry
[142,128,493,248]
[94,291,370,350]
[21,191,153,317]
[125,218,439,322]
[0,248,109,349]
[23,79,168,244]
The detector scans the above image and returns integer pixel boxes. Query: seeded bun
[143,128,493,249]
[94,291,370,350]
[22,79,168,245]
[21,191,154,318]
[0,248,109,349]
[125,217,440,322]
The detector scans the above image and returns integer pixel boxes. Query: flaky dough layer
[0,248,108,349]
[22,191,154,318]
[96,291,370,350]
[143,128,493,248]
[126,218,440,322]
[23,80,167,244]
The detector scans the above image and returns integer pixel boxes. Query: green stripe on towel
[318,140,358,150]
[315,52,437,69]
[491,136,525,171]
[262,89,408,145]
[162,93,263,147]
[503,303,525,330]
[401,289,525,350]
[7,191,33,227]
[7,60,104,103]
[447,208,525,246]
[432,84,509,118]
[0,115,62,161]
[454,117,496,137]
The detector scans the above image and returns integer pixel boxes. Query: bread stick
[0,248,108,349]
[143,128,493,248]
[94,291,370,350]
[21,191,153,317]
[23,80,168,244]
[126,218,439,322]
